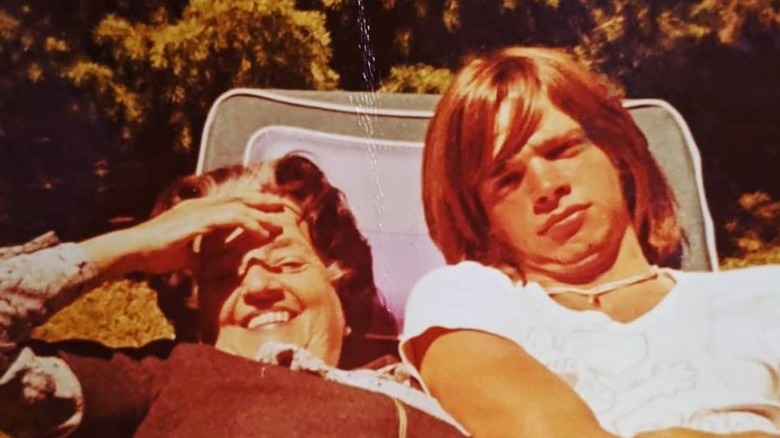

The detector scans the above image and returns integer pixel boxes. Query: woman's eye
[269,258,307,273]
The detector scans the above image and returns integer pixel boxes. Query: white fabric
[0,242,96,437]
[400,261,780,437]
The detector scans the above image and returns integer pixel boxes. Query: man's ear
[325,262,347,282]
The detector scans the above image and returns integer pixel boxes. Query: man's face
[195,206,346,366]
[479,99,635,283]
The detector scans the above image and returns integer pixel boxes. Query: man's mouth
[244,310,295,329]
[538,204,590,236]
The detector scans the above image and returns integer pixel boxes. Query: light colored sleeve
[748,266,780,382]
[399,261,534,371]
[704,265,780,405]
[0,241,99,437]
[715,266,780,364]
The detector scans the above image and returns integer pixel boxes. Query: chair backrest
[197,89,719,328]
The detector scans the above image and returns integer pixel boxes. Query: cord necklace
[545,265,661,306]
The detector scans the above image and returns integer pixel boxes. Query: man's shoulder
[414,261,515,294]
[675,264,780,286]
[671,265,780,308]
[405,261,520,319]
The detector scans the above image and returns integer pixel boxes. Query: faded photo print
[1,2,779,437]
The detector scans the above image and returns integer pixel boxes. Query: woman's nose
[240,265,284,305]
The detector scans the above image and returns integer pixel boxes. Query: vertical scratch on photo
[350,0,390,288]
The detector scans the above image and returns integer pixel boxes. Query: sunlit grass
[720,246,780,270]
[32,278,173,347]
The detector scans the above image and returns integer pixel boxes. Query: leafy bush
[721,191,780,269]
[380,64,453,94]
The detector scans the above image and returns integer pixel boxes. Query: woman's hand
[80,192,292,277]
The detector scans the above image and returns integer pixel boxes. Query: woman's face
[195,204,346,366]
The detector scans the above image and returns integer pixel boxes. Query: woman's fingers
[181,193,293,234]
[192,200,290,247]
[191,234,203,254]
[224,227,244,244]
[122,192,299,274]
[236,192,302,216]
[204,191,292,212]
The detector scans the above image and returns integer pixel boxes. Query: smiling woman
[150,157,378,368]
[0,154,464,437]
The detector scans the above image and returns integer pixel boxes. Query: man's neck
[525,229,676,322]
[525,227,653,291]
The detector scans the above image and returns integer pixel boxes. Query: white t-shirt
[400,262,780,437]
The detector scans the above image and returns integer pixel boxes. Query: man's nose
[528,159,571,214]
[240,265,284,305]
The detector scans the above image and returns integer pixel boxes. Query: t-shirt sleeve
[0,243,99,357]
[744,266,780,371]
[702,265,780,388]
[399,261,533,370]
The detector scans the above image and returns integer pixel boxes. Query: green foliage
[332,0,780,92]
[33,279,173,347]
[721,192,780,269]
[380,63,453,93]
[0,2,120,243]
[1,0,779,263]
[572,0,780,80]
[68,0,338,152]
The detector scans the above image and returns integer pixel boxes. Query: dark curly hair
[150,154,393,368]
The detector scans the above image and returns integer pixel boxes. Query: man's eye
[495,171,523,191]
[547,139,585,159]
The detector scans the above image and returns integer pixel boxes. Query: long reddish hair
[422,46,682,272]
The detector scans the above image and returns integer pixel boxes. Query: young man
[401,47,780,437]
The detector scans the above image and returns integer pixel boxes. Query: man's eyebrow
[485,128,586,180]
[528,128,586,149]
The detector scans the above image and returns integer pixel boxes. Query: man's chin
[526,248,614,281]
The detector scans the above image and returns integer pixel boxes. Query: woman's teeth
[246,311,292,329]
